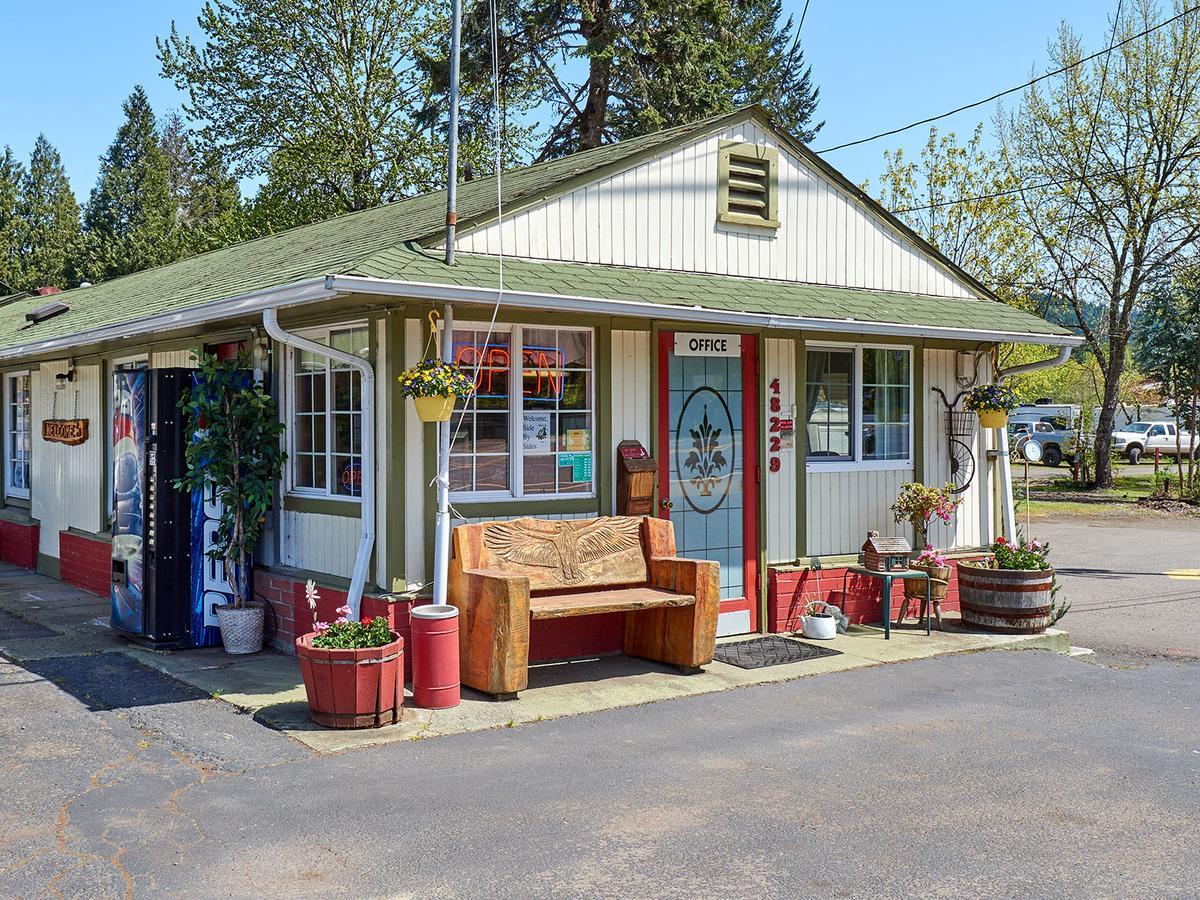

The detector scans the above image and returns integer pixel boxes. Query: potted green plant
[397,358,475,423]
[891,481,962,549]
[964,382,1019,429]
[899,546,952,629]
[295,581,405,728]
[958,536,1068,634]
[175,354,286,654]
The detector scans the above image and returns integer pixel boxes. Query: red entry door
[657,332,759,635]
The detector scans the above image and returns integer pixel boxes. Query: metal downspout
[263,308,376,620]
[995,345,1074,538]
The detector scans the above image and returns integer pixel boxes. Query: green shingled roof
[362,245,1073,338]
[0,106,1071,355]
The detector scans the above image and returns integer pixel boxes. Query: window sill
[283,494,363,518]
[806,460,914,475]
[449,495,600,518]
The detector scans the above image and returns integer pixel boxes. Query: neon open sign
[454,342,566,400]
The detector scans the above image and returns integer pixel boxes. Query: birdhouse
[862,531,912,572]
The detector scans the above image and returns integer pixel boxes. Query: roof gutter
[323,275,1084,348]
[263,308,375,622]
[0,277,337,362]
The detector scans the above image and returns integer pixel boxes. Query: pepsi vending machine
[111,368,226,648]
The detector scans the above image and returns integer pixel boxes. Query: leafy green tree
[1133,278,1200,489]
[81,86,181,280]
[876,124,1040,308]
[453,0,822,160]
[0,148,23,294]
[16,135,81,291]
[1001,0,1200,488]
[158,0,509,213]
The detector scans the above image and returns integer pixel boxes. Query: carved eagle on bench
[482,517,643,583]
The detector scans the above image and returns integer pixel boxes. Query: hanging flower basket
[964,382,1019,429]
[398,358,474,423]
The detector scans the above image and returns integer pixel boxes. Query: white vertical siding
[280,510,359,578]
[609,329,652,511]
[30,362,104,558]
[403,318,427,586]
[763,338,797,563]
[805,468,914,557]
[150,349,198,368]
[923,349,993,550]
[454,119,980,300]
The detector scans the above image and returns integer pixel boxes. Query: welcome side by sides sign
[673,332,742,358]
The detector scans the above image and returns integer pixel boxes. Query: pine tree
[16,135,81,291]
[451,0,822,160]
[81,86,180,281]
[159,111,244,253]
[0,148,24,295]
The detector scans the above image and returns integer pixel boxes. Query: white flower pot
[215,602,265,654]
[802,614,838,640]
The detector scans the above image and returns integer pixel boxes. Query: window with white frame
[449,324,594,499]
[4,372,32,500]
[805,345,911,467]
[288,324,369,499]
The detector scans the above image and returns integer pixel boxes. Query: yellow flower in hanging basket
[978,409,1008,429]
[413,395,455,423]
[398,357,473,424]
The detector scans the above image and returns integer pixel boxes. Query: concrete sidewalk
[0,563,1069,753]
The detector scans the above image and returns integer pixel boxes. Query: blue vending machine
[111,368,227,648]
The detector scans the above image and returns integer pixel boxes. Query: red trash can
[410,604,461,709]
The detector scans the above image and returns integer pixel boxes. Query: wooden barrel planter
[903,565,951,602]
[957,562,1054,634]
[295,632,405,729]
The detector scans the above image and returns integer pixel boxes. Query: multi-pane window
[290,325,368,498]
[449,324,594,498]
[805,350,853,460]
[862,348,911,461]
[4,373,31,500]
[806,345,911,466]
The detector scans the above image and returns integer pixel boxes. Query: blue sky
[0,0,1111,202]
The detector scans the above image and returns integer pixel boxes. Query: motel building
[0,107,1077,665]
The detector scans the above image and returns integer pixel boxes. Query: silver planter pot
[214,602,265,654]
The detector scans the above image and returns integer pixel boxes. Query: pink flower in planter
[335,605,351,617]
[335,616,349,625]
[314,621,330,632]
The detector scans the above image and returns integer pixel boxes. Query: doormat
[714,635,842,670]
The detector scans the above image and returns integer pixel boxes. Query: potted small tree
[175,354,285,654]
[397,358,475,423]
[964,382,1019,429]
[959,536,1068,634]
[295,581,405,728]
[891,481,962,550]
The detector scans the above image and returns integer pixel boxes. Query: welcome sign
[42,418,89,445]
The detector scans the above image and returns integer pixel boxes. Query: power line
[891,151,1200,214]
[815,1,1200,154]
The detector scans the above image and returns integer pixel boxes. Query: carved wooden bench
[448,515,719,699]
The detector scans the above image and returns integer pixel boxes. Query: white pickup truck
[1111,421,1197,464]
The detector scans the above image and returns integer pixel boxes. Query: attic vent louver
[717,141,779,229]
[26,300,69,324]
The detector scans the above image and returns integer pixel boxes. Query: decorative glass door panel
[658,333,758,636]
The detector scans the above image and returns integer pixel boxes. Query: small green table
[840,566,932,639]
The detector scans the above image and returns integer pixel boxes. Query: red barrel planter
[957,562,1055,634]
[295,632,405,728]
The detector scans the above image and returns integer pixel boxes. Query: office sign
[674,333,741,358]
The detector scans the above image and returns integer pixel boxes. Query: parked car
[1008,419,1075,467]
[1111,421,1197,464]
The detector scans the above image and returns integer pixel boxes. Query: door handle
[661,498,674,510]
